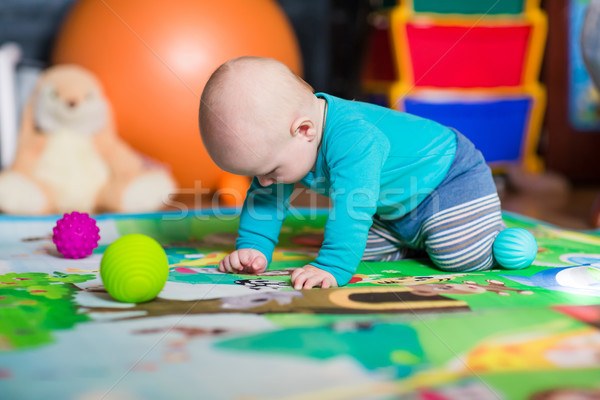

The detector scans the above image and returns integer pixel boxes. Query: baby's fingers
[303,275,329,290]
[219,253,243,273]
[238,250,251,266]
[291,269,306,290]
[292,269,322,290]
[300,277,318,290]
[228,251,243,271]
[250,256,267,274]
[219,256,230,273]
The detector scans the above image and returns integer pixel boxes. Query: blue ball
[493,227,537,270]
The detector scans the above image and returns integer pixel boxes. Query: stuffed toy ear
[10,86,47,174]
[18,89,37,139]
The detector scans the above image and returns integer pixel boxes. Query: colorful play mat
[1,209,600,399]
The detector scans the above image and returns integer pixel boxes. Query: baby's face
[253,131,317,186]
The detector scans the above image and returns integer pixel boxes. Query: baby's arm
[306,131,389,287]
[233,178,294,271]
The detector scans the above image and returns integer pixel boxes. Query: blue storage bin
[402,95,532,163]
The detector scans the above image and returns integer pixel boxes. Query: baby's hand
[218,249,268,274]
[291,265,338,290]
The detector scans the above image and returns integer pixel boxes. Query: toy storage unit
[362,12,397,107]
[361,0,547,172]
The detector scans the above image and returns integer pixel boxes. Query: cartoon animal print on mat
[352,273,473,286]
[220,291,302,310]
[502,265,600,297]
[461,327,600,372]
[234,279,290,290]
[171,250,311,269]
[407,280,534,297]
[530,387,600,400]
[134,326,230,338]
[86,286,471,319]
[133,326,234,365]
[165,232,238,248]
[0,272,95,350]
[217,321,424,377]
[554,305,600,329]
[460,280,534,296]
[171,267,297,277]
[560,253,600,266]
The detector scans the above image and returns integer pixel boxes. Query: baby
[199,56,504,290]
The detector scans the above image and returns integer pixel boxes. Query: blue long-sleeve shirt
[236,93,457,285]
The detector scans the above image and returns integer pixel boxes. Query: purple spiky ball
[52,212,100,259]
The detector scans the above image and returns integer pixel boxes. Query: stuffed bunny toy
[0,64,176,215]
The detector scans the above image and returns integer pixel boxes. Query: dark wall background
[0,0,74,67]
[0,0,375,99]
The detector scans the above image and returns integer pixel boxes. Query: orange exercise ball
[52,0,302,193]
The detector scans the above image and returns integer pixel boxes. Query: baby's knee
[426,236,496,272]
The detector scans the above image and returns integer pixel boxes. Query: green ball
[100,234,168,303]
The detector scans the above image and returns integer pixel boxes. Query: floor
[497,168,600,230]
[4,209,600,399]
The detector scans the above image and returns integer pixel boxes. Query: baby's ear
[290,117,316,140]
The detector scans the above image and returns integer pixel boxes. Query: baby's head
[199,56,323,186]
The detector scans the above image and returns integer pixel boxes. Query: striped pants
[363,193,504,272]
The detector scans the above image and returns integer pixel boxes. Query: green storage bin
[409,0,533,15]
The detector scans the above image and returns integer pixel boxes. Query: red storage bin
[391,9,547,89]
[406,24,530,87]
